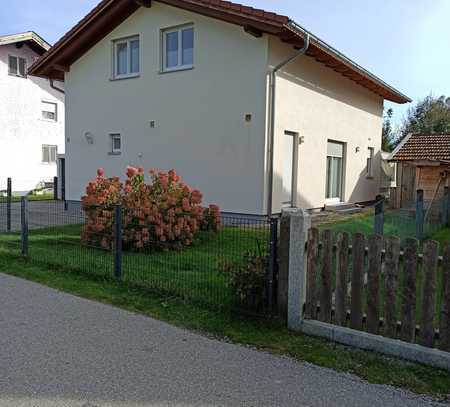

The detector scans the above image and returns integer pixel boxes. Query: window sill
[159,65,194,75]
[108,152,121,156]
[39,118,58,123]
[110,73,140,81]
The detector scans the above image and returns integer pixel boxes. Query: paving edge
[298,320,450,372]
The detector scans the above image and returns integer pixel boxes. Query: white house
[30,0,410,214]
[0,31,65,193]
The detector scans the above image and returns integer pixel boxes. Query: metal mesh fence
[423,196,447,238]
[317,193,449,246]
[0,200,276,313]
[383,207,417,242]
[0,197,21,253]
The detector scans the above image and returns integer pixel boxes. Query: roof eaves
[286,20,411,104]
[0,31,50,51]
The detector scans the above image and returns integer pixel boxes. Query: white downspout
[266,33,310,217]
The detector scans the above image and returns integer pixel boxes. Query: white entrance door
[282,131,299,207]
[325,141,345,203]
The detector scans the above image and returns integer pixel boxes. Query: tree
[401,94,450,138]
[382,108,395,152]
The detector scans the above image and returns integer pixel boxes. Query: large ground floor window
[326,141,345,200]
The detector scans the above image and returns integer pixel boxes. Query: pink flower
[97,168,105,177]
[126,166,138,178]
[191,190,203,204]
[168,169,180,182]
[182,198,191,212]
[159,173,169,189]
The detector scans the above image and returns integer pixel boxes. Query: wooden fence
[305,228,450,351]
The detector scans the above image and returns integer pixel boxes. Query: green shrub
[219,251,267,308]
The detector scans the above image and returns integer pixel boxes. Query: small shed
[389,133,450,208]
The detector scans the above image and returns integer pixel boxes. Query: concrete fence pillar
[279,208,311,330]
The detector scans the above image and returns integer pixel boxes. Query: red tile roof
[391,133,450,162]
[193,0,289,23]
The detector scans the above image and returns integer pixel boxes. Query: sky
[2,0,449,127]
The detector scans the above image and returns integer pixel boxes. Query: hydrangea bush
[81,167,221,251]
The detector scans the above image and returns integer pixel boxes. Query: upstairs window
[42,145,57,164]
[162,25,194,72]
[367,147,374,178]
[113,36,140,79]
[8,55,27,78]
[41,101,57,122]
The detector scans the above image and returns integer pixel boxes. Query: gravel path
[0,273,446,407]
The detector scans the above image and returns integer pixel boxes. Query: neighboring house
[0,31,65,193]
[389,133,450,208]
[30,0,410,214]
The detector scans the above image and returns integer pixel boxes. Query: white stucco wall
[65,2,268,213]
[0,43,65,192]
[268,37,384,211]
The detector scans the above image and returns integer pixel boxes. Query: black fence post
[21,196,28,256]
[444,186,450,228]
[53,176,58,201]
[114,204,123,280]
[6,177,11,232]
[416,189,424,241]
[266,216,278,310]
[374,194,385,235]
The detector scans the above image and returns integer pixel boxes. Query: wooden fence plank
[335,232,349,326]
[419,240,439,348]
[401,238,418,343]
[439,244,450,352]
[367,234,383,335]
[320,229,333,322]
[350,233,365,331]
[384,236,401,338]
[305,228,319,319]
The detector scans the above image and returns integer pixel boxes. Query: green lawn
[0,223,269,309]
[318,209,416,240]
[431,228,450,248]
[2,193,55,202]
[318,209,449,246]
[0,254,448,399]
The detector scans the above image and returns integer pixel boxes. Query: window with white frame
[112,36,140,79]
[41,101,57,122]
[42,145,57,164]
[8,55,27,77]
[110,134,122,154]
[367,147,374,178]
[162,25,194,72]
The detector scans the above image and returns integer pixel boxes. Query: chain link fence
[0,199,279,314]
